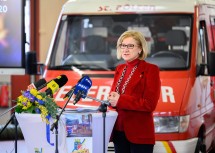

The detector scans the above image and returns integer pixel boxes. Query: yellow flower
[38,105,49,123]
[22,101,32,110]
[17,103,23,106]
[36,95,43,100]
[17,95,24,102]
[30,88,38,96]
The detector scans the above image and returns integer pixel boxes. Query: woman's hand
[108,92,120,107]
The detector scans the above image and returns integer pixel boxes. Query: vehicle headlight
[154,115,190,133]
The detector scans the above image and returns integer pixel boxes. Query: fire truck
[42,0,215,152]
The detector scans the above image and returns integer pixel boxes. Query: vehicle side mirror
[25,51,44,75]
[208,51,215,76]
[196,64,206,76]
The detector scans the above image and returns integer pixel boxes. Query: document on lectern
[64,113,93,153]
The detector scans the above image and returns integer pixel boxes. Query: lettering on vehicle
[161,86,175,103]
[55,86,175,103]
[116,4,155,12]
[98,4,155,12]
[55,86,111,102]
[98,6,111,11]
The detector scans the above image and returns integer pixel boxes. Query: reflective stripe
[167,141,177,153]
[162,141,176,153]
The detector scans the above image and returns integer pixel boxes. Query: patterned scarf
[115,64,138,94]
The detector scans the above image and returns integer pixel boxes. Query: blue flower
[37,99,45,105]
[23,91,36,102]
[35,108,41,114]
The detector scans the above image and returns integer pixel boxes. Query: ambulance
[42,0,215,152]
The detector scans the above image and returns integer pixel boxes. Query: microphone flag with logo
[45,74,68,97]
[73,75,92,105]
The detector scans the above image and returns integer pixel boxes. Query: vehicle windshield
[49,14,192,70]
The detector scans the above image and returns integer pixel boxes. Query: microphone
[45,74,68,97]
[27,78,47,90]
[63,74,87,99]
[73,75,92,105]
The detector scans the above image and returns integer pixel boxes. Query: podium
[16,113,67,153]
[15,110,117,153]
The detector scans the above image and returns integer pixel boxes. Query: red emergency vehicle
[42,0,215,152]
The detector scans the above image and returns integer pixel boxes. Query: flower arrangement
[15,88,59,123]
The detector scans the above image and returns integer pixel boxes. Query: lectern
[15,110,117,153]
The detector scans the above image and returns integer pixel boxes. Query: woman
[108,30,161,153]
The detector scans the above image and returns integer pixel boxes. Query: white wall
[39,0,67,63]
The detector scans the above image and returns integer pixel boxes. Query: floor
[0,107,28,153]
[0,141,114,153]
[0,141,28,153]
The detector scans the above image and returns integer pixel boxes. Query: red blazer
[111,60,161,144]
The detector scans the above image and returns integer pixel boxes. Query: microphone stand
[0,103,19,153]
[99,103,107,153]
[84,96,109,153]
[50,87,75,153]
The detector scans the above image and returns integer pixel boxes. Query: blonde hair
[116,30,148,60]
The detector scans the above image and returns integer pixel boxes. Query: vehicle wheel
[195,137,206,153]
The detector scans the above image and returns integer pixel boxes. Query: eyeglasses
[119,44,138,49]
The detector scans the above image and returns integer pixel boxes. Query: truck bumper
[153,138,198,153]
[108,138,198,153]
